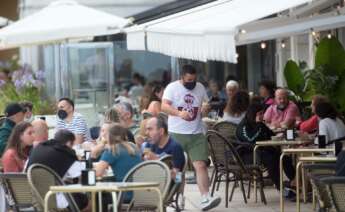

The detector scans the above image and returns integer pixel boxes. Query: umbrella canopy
[0,0,130,50]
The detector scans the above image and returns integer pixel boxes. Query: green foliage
[284,37,345,114]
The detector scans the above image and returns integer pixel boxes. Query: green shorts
[170,132,208,162]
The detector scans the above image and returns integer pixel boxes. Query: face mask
[57,109,68,120]
[183,81,196,90]
[277,104,287,111]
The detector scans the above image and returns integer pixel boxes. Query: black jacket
[27,139,77,178]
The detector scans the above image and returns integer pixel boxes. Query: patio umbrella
[0,0,130,50]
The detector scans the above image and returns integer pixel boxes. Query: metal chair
[207,130,266,207]
[27,163,80,212]
[118,161,171,212]
[213,121,238,142]
[0,173,38,211]
[161,153,188,211]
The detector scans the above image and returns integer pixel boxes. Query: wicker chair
[27,163,80,212]
[213,121,238,141]
[0,173,38,211]
[207,130,266,207]
[118,161,171,212]
[321,176,345,212]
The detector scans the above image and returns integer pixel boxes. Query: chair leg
[216,175,222,191]
[240,179,248,204]
[211,171,218,196]
[247,179,251,199]
[225,173,230,208]
[258,175,267,205]
[210,168,216,185]
[229,181,237,202]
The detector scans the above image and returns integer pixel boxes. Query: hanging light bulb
[235,53,239,59]
[311,28,317,37]
[281,40,286,48]
[327,32,332,39]
[240,29,246,34]
[260,42,266,49]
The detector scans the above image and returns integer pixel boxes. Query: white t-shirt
[163,80,208,134]
[319,117,345,144]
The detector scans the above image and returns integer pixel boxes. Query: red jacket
[300,115,318,133]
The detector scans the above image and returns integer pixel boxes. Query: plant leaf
[284,60,305,96]
[315,37,345,75]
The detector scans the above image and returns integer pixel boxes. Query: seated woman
[223,90,249,124]
[299,95,328,134]
[2,122,34,172]
[258,80,276,110]
[236,103,295,190]
[145,83,164,116]
[315,102,345,144]
[95,124,142,205]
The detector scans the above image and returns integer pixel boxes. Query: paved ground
[171,174,314,212]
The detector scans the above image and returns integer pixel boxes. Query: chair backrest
[0,173,36,209]
[207,130,247,173]
[160,154,174,170]
[321,176,345,212]
[121,161,171,210]
[213,121,238,142]
[27,163,80,212]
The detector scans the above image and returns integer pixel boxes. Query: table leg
[296,161,303,212]
[312,188,316,210]
[98,192,103,212]
[111,192,118,212]
[302,161,306,203]
[253,145,259,203]
[91,191,96,212]
[280,153,285,212]
[44,190,54,212]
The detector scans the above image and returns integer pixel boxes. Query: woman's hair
[104,107,120,123]
[108,123,136,156]
[149,83,164,103]
[315,102,338,120]
[259,80,276,98]
[225,90,250,116]
[6,122,32,160]
[312,95,328,106]
[244,103,265,125]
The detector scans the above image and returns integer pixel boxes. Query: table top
[298,156,337,162]
[256,140,308,146]
[50,182,160,192]
[282,147,334,153]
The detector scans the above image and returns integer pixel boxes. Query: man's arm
[161,99,190,120]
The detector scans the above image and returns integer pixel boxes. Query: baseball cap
[4,103,25,117]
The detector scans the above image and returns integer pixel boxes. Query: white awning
[126,0,311,63]
[0,0,130,50]
[237,6,345,45]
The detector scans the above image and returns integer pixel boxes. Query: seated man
[27,130,90,211]
[264,88,301,129]
[31,119,49,147]
[144,116,185,178]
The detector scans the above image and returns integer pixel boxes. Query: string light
[281,40,286,48]
[327,32,332,39]
[311,28,317,37]
[240,29,246,34]
[235,53,239,59]
[260,41,267,49]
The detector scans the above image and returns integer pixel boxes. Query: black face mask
[183,81,197,90]
[277,104,287,111]
[57,110,68,120]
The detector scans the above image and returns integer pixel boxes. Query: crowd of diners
[1,64,345,211]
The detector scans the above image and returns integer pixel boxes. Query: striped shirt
[56,112,91,143]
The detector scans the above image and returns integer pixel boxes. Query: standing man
[56,98,91,145]
[0,103,26,156]
[161,65,221,211]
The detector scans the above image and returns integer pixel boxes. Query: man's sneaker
[200,195,221,211]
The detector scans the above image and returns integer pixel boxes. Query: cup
[318,135,326,149]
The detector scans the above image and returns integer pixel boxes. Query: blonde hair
[107,123,136,156]
[104,107,120,123]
